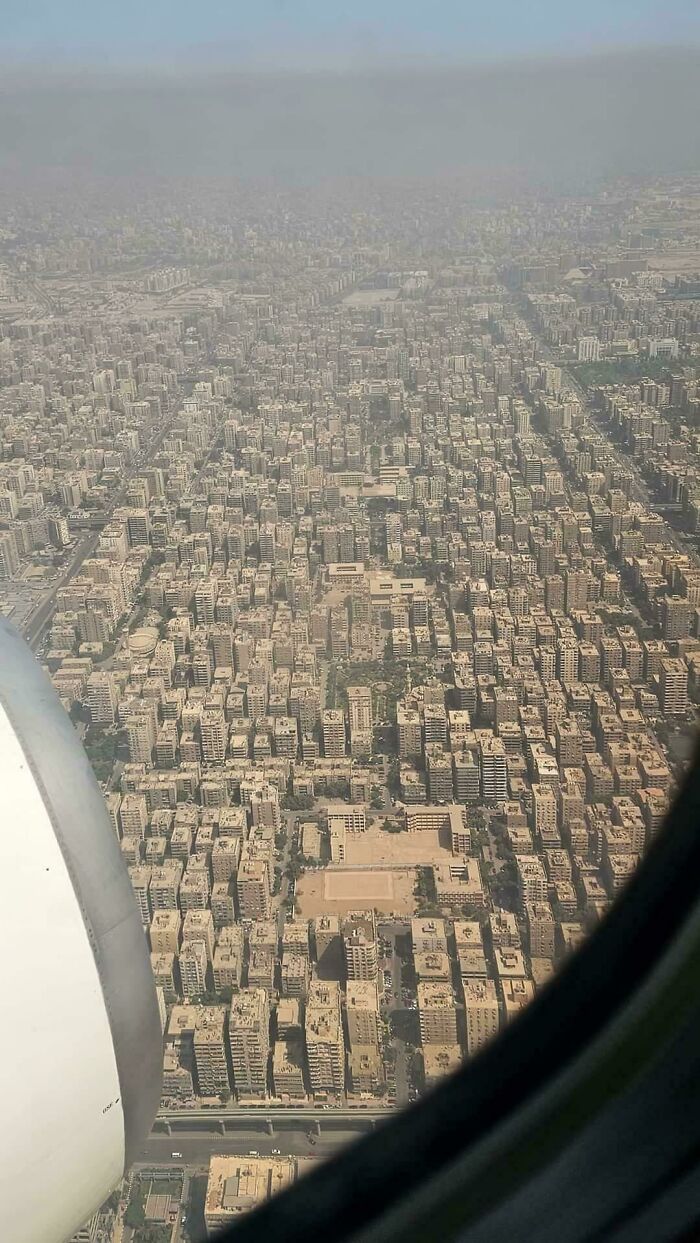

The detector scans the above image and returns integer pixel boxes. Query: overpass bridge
[154,1105,392,1139]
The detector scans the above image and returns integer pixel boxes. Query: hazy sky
[1,5,699,188]
[0,48,698,187]
[4,0,700,70]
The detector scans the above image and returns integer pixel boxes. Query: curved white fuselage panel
[0,701,125,1243]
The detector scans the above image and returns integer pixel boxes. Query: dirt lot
[342,290,399,306]
[326,871,394,900]
[296,867,417,916]
[345,826,453,867]
[647,248,700,275]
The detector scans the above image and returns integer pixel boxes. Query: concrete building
[347,685,373,756]
[345,979,380,1047]
[411,917,448,955]
[322,709,347,758]
[327,805,366,835]
[86,671,119,725]
[180,940,208,999]
[236,858,271,920]
[659,658,689,715]
[526,901,556,958]
[272,1039,307,1100]
[150,909,181,955]
[417,982,459,1045]
[500,977,536,1024]
[463,978,501,1056]
[342,910,378,981]
[229,989,270,1098]
[480,736,508,803]
[305,979,346,1097]
[204,1155,298,1231]
[193,1007,231,1096]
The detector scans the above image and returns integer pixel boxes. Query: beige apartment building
[236,858,271,920]
[229,988,270,1098]
[411,917,448,955]
[501,978,536,1024]
[193,1007,230,1097]
[305,979,346,1096]
[463,978,501,1057]
[322,709,347,758]
[417,982,458,1046]
[150,909,181,955]
[526,902,556,958]
[327,804,366,835]
[342,910,378,981]
[204,1156,297,1232]
[345,980,380,1046]
[180,940,208,999]
[86,670,119,725]
[212,931,244,994]
[273,1039,307,1100]
[659,658,689,715]
[182,909,216,962]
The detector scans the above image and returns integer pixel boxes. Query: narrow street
[378,922,415,1107]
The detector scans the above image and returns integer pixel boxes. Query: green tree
[125,1196,145,1229]
[370,786,384,809]
[325,779,349,798]
[69,700,90,726]
[283,793,314,811]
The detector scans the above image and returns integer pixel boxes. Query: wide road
[21,410,178,652]
[533,335,699,566]
[22,532,100,650]
[136,1126,366,1170]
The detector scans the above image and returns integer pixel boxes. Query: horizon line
[1,41,699,88]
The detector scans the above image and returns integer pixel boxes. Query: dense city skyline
[2,167,700,1237]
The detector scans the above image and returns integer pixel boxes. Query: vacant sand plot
[647,248,700,275]
[345,826,452,867]
[326,871,394,900]
[342,289,399,306]
[296,867,416,916]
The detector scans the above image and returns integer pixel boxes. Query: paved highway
[22,533,100,650]
[137,1126,365,1170]
[127,1112,394,1240]
[128,1117,387,1242]
[21,411,177,652]
[132,1129,366,1243]
[534,335,700,567]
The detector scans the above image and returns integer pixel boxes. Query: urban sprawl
[3,175,700,1239]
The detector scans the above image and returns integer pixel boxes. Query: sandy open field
[296,866,416,916]
[345,826,453,867]
[647,248,700,275]
[342,290,399,306]
[326,871,394,900]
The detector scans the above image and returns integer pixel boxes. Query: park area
[125,1173,183,1241]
